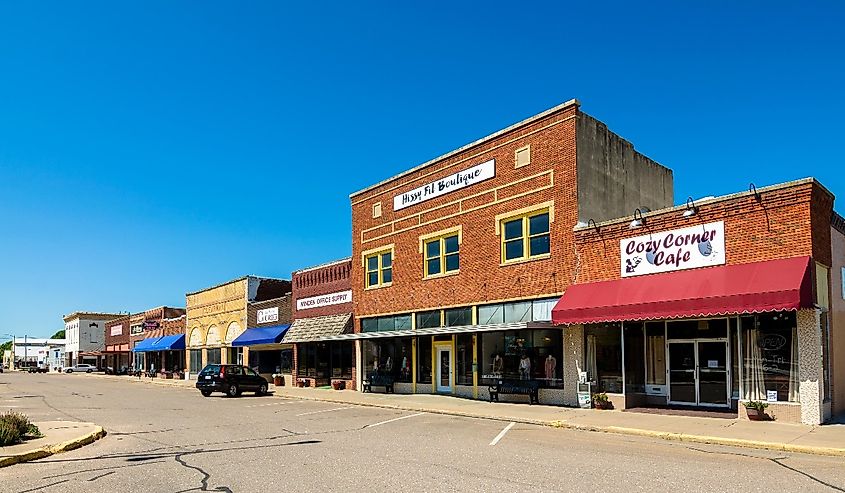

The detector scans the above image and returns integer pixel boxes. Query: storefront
[185,276,290,378]
[104,315,131,373]
[231,324,291,381]
[551,178,840,424]
[131,334,187,376]
[287,258,356,389]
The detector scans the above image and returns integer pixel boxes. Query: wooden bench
[362,374,394,393]
[489,379,540,404]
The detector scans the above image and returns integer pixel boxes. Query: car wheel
[67,369,73,373]
[227,384,239,397]
[257,383,268,396]
[200,390,212,397]
[87,369,92,373]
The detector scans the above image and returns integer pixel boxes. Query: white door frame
[435,345,452,393]
[667,338,730,407]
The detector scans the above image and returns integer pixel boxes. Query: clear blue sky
[1,2,843,338]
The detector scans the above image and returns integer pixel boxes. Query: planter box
[746,408,768,421]
[331,380,346,390]
[273,376,284,387]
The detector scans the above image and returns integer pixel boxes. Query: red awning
[552,256,813,325]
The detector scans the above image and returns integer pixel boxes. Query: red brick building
[104,314,131,372]
[129,306,186,373]
[346,99,673,400]
[284,258,355,389]
[552,178,843,424]
[241,294,293,380]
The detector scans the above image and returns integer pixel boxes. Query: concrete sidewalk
[0,421,106,467]
[110,374,845,457]
[270,386,845,457]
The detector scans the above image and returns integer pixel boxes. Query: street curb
[272,392,845,458]
[0,426,107,468]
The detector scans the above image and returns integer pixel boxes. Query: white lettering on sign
[110,325,123,336]
[621,221,725,277]
[296,290,353,310]
[257,307,279,324]
[393,159,495,211]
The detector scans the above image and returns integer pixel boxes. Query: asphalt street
[1,372,844,492]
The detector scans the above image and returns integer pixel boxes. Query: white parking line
[296,407,350,416]
[365,412,425,428]
[489,422,516,446]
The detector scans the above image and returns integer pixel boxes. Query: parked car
[27,366,48,373]
[104,366,129,375]
[65,364,96,373]
[195,364,268,397]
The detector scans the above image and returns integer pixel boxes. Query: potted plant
[272,374,284,386]
[331,380,345,390]
[743,401,769,421]
[592,392,612,410]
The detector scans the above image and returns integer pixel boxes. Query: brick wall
[247,295,293,327]
[292,259,353,319]
[350,104,580,324]
[573,181,828,283]
[104,315,130,347]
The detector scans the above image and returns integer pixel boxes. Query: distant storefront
[131,310,187,376]
[235,294,294,381]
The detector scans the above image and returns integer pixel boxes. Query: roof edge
[349,99,580,198]
[293,257,353,274]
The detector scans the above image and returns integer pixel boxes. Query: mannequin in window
[545,354,557,381]
[519,353,531,380]
[384,356,393,373]
[400,348,410,381]
[492,354,503,374]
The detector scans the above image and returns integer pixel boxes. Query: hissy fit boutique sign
[621,221,725,277]
[393,159,495,211]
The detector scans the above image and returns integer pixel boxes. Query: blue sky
[1,2,843,338]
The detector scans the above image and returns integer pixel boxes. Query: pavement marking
[296,407,350,416]
[365,412,425,428]
[489,422,516,446]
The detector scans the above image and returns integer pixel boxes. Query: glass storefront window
[445,308,472,327]
[741,312,798,402]
[456,334,473,385]
[417,336,432,383]
[478,330,562,388]
[624,322,645,393]
[416,311,441,329]
[585,324,623,393]
[280,348,293,373]
[645,322,666,386]
[667,318,727,339]
[363,338,412,383]
[478,304,504,325]
[206,348,221,365]
[361,314,413,332]
[189,349,202,374]
[504,302,532,323]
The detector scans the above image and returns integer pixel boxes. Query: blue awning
[152,334,185,351]
[132,338,158,352]
[232,324,291,347]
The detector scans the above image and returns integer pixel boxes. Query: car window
[199,365,221,376]
[227,366,242,376]
[244,367,258,377]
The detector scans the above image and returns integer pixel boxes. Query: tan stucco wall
[185,278,249,371]
[831,226,845,417]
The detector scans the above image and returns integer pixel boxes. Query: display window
[585,323,622,393]
[478,329,562,388]
[363,338,412,383]
[741,312,798,402]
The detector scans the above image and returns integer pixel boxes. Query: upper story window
[363,245,394,289]
[501,209,550,263]
[424,234,459,277]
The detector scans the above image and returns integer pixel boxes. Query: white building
[12,338,66,370]
[62,312,122,367]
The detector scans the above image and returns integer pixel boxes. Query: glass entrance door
[697,341,729,406]
[668,339,730,407]
[668,342,696,404]
[436,346,452,393]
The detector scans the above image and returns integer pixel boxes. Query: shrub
[1,411,32,436]
[0,420,21,446]
[27,423,42,438]
[742,401,769,412]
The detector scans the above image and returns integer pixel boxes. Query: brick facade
[291,258,355,389]
[247,295,293,328]
[104,315,130,348]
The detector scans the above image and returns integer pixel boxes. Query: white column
[563,325,585,406]
[798,308,824,425]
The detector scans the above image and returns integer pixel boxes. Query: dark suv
[195,364,268,398]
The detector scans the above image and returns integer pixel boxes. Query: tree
[50,330,65,339]
[0,340,11,353]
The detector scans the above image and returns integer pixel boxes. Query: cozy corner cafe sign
[621,221,725,277]
[393,159,495,211]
